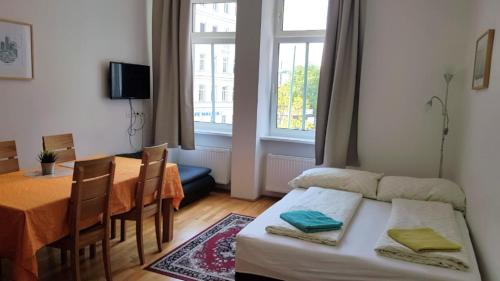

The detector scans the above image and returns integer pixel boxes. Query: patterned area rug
[146,213,254,281]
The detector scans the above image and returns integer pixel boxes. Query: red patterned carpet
[146,213,254,281]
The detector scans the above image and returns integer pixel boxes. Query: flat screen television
[109,62,150,99]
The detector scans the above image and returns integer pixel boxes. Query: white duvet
[265,187,362,246]
[375,198,470,271]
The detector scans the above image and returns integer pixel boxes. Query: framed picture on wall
[0,18,34,80]
[472,29,495,90]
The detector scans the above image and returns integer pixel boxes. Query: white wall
[230,0,263,200]
[0,0,150,167]
[358,0,469,177]
[449,0,500,279]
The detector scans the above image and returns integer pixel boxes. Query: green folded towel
[388,227,462,253]
[280,210,343,233]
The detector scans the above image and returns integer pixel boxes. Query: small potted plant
[38,150,57,175]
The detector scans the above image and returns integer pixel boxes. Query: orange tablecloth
[0,157,183,281]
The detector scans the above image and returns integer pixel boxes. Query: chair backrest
[0,140,20,174]
[136,144,168,209]
[42,133,76,163]
[69,156,115,236]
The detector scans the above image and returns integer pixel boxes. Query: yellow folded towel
[388,228,462,253]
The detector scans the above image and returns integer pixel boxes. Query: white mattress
[235,188,482,281]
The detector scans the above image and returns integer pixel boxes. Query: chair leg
[120,219,126,242]
[102,239,112,281]
[70,248,81,281]
[61,249,68,264]
[136,219,144,265]
[110,218,116,239]
[155,213,162,252]
[90,244,96,259]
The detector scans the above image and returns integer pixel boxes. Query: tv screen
[109,62,150,99]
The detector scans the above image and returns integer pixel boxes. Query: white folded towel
[374,199,470,271]
[266,187,362,246]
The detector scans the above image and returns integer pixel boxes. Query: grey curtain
[315,0,364,167]
[152,0,195,149]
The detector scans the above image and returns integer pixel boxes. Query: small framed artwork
[472,29,495,90]
[0,18,34,80]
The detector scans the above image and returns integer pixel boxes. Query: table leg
[162,198,174,242]
[110,218,116,239]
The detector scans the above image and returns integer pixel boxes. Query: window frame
[269,0,326,139]
[191,0,237,134]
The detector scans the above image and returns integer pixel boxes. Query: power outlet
[126,112,144,118]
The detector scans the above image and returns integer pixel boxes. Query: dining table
[0,156,184,281]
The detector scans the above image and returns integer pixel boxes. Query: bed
[235,188,482,281]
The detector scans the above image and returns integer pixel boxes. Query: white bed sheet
[235,188,481,281]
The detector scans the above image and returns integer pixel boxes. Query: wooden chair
[42,133,76,163]
[0,133,14,275]
[50,156,115,281]
[0,140,19,174]
[112,144,167,265]
[0,141,19,278]
[0,142,15,277]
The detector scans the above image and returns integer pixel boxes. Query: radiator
[178,146,231,184]
[265,154,316,193]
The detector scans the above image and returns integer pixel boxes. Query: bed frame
[235,272,281,281]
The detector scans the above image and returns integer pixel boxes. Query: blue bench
[116,152,215,208]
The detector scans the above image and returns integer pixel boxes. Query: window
[221,86,229,102]
[199,53,206,71]
[270,0,328,139]
[192,1,236,132]
[222,57,228,73]
[198,85,206,102]
[224,3,229,14]
[282,0,328,31]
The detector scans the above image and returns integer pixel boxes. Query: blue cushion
[177,164,212,185]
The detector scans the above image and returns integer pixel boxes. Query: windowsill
[260,135,315,145]
[195,130,232,137]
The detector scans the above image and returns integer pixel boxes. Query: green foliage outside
[277,65,320,130]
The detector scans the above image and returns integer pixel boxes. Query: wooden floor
[1,191,277,281]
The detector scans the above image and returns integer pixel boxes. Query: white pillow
[376,176,466,211]
[288,167,384,199]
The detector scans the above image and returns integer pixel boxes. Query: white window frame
[192,0,236,133]
[270,0,326,139]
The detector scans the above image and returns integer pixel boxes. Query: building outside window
[199,53,206,71]
[222,56,229,73]
[198,85,206,102]
[199,22,206,32]
[192,1,236,132]
[221,86,229,102]
[270,0,328,139]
